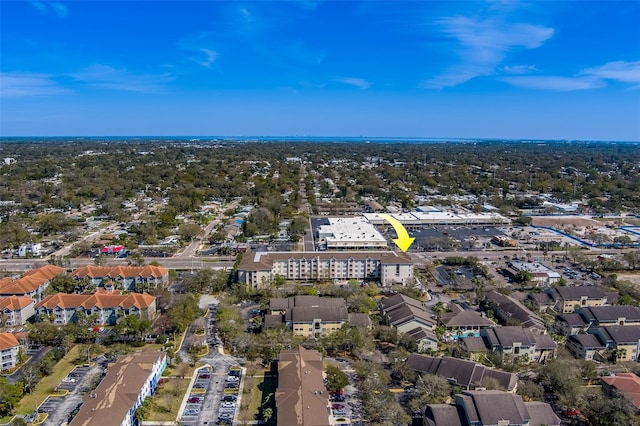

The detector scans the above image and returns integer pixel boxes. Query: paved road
[178,199,241,258]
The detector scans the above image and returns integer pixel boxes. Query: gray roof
[596,325,640,344]
[486,290,546,332]
[406,354,517,391]
[271,296,350,323]
[440,308,496,328]
[264,314,285,327]
[423,404,464,426]
[528,292,554,305]
[580,305,640,324]
[386,303,435,327]
[462,336,489,352]
[549,286,606,301]
[533,334,558,350]
[348,313,372,328]
[380,293,423,312]
[555,313,588,327]
[524,401,562,426]
[459,390,529,425]
[567,333,605,349]
[404,326,437,342]
[483,326,537,348]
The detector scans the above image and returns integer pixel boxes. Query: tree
[262,407,273,422]
[178,223,202,241]
[432,302,446,318]
[127,252,145,266]
[0,377,22,417]
[325,364,349,393]
[515,270,532,284]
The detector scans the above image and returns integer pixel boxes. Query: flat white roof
[319,217,387,242]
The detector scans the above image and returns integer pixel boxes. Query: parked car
[220,402,236,409]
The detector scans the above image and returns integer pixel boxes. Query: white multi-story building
[238,251,414,288]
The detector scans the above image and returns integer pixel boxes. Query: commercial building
[275,347,331,426]
[316,217,387,250]
[238,251,414,288]
[70,351,167,426]
[363,211,509,227]
[506,261,561,286]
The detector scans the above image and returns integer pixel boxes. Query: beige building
[276,347,331,426]
[268,296,349,338]
[545,287,609,313]
[238,251,413,288]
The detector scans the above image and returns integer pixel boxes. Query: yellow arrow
[376,214,415,253]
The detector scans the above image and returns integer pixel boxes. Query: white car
[62,377,76,383]
[220,402,236,409]
[225,376,239,382]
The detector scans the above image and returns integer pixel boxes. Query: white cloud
[70,65,174,92]
[333,77,372,89]
[500,75,604,91]
[0,72,70,97]
[580,60,640,85]
[190,48,218,68]
[27,1,68,17]
[501,64,541,74]
[501,60,640,91]
[423,15,553,88]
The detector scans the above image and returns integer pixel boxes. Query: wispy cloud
[27,0,68,18]
[333,77,372,89]
[0,72,70,97]
[501,64,541,75]
[580,60,640,86]
[70,65,174,92]
[422,15,553,89]
[190,48,218,68]
[501,60,640,91]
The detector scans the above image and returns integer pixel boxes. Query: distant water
[0,136,637,145]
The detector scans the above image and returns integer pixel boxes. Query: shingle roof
[35,292,155,310]
[484,326,537,348]
[580,306,640,323]
[533,334,558,350]
[549,286,606,301]
[486,290,546,332]
[380,293,423,312]
[440,307,495,328]
[72,265,168,279]
[276,347,330,426]
[461,390,529,425]
[423,404,464,426]
[555,313,588,327]
[601,373,640,409]
[567,333,605,349]
[0,296,34,311]
[406,354,517,391]
[70,351,166,426]
[0,333,20,350]
[524,401,562,426]
[596,325,640,344]
[0,265,65,295]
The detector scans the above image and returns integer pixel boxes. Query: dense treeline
[1,140,639,248]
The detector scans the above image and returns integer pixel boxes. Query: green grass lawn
[146,377,190,422]
[238,369,276,422]
[15,345,82,416]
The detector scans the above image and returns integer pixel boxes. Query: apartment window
[396,265,400,275]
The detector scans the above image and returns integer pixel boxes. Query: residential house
[238,251,414,288]
[554,305,640,336]
[552,313,589,336]
[35,292,157,325]
[545,286,609,313]
[406,354,518,392]
[601,373,640,410]
[267,296,349,337]
[70,351,167,426]
[380,294,437,352]
[275,347,331,426]
[0,333,21,371]
[424,390,560,426]
[0,296,35,326]
[485,290,547,334]
[592,326,640,361]
[526,292,555,314]
[566,334,606,360]
[440,304,496,338]
[481,326,557,363]
[0,265,66,301]
[71,265,169,292]
[579,305,640,328]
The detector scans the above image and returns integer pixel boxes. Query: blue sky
[1,0,639,140]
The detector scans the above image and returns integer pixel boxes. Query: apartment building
[238,251,413,288]
[0,265,66,301]
[71,265,169,292]
[0,333,21,371]
[0,296,35,326]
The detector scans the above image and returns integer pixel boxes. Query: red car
[188,397,202,403]
[563,408,580,417]
[332,404,345,410]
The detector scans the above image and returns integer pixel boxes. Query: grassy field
[237,364,276,423]
[147,377,191,422]
[10,345,82,419]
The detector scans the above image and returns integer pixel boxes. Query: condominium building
[238,251,413,288]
